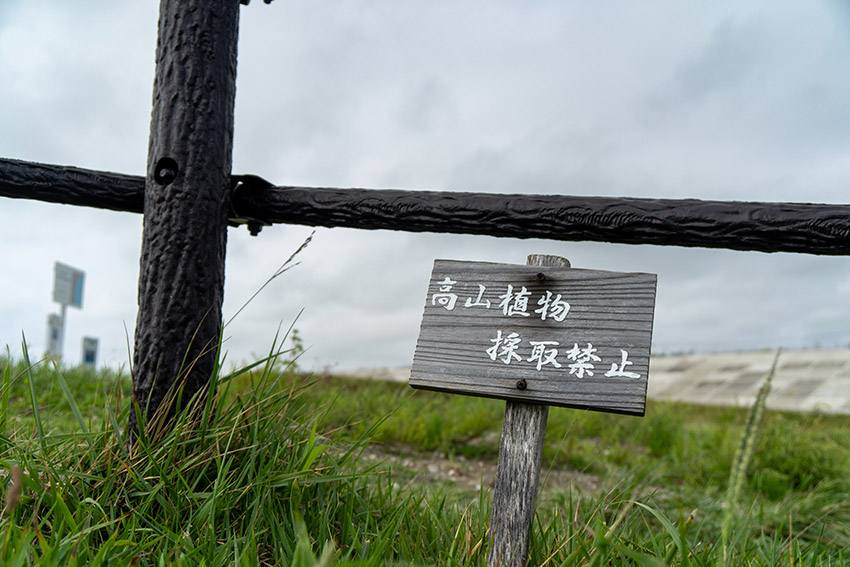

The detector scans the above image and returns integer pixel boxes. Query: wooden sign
[410,259,657,415]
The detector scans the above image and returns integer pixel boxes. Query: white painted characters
[604,349,640,379]
[431,276,571,322]
[431,277,459,310]
[498,285,532,317]
[534,291,571,321]
[428,274,645,380]
[486,330,523,364]
[464,284,491,308]
[528,341,561,371]
[565,342,601,378]
[484,333,642,379]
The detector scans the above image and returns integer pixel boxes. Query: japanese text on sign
[431,277,643,380]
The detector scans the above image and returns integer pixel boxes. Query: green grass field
[1,346,849,566]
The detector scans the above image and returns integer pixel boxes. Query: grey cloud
[674,18,764,101]
[3,2,850,372]
[395,79,455,134]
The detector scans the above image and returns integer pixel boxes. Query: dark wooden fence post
[129,0,241,437]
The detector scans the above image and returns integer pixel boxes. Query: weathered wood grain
[486,254,568,567]
[2,157,849,255]
[410,259,657,415]
[488,399,549,567]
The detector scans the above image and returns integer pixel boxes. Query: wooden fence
[2,156,849,255]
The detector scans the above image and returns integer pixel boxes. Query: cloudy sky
[1,1,849,373]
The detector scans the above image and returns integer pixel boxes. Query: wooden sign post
[410,255,657,567]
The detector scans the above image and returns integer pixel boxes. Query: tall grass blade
[107,399,127,453]
[720,348,780,566]
[198,332,227,442]
[225,231,314,327]
[0,356,10,437]
[20,333,46,454]
[54,365,91,446]
[633,501,687,554]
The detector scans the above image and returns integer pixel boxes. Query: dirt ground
[359,443,600,496]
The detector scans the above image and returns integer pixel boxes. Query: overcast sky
[1,1,849,373]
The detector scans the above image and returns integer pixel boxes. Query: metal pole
[58,302,67,361]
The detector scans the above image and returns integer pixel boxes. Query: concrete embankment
[338,347,850,415]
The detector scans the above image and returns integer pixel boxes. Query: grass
[1,343,850,565]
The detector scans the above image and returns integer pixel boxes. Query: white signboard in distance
[82,337,99,368]
[53,262,85,308]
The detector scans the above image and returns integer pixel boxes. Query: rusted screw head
[535,272,546,281]
[516,379,527,390]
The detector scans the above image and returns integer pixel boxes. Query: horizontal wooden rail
[2,157,849,255]
[0,158,145,213]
